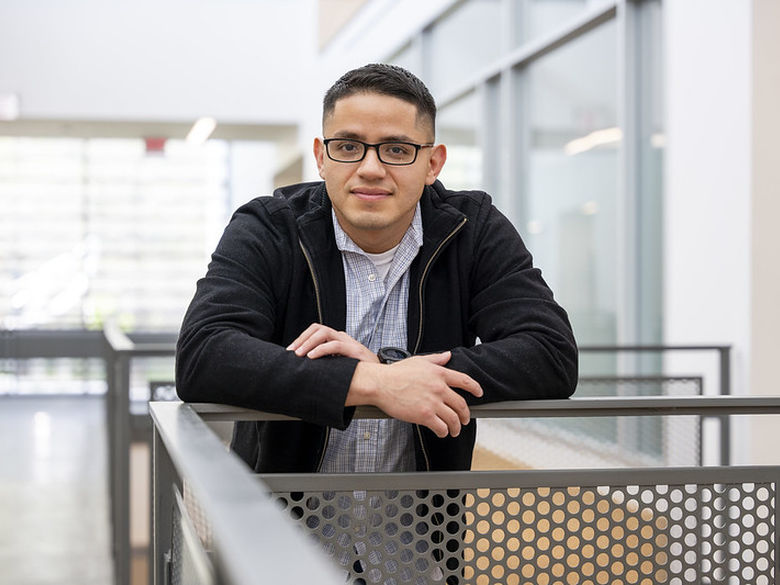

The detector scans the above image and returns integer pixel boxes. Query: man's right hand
[346,351,483,439]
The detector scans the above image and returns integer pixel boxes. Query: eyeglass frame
[322,137,435,166]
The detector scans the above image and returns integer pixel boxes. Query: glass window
[637,0,664,348]
[437,91,483,191]
[515,0,613,46]
[522,20,618,346]
[0,136,231,331]
[387,40,423,80]
[428,0,503,98]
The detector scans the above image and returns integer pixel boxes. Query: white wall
[664,0,751,351]
[665,0,780,463]
[749,0,780,463]
[0,0,316,124]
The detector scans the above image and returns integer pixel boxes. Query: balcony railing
[150,397,780,585]
[0,327,739,585]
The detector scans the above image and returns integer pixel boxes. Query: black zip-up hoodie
[175,180,577,472]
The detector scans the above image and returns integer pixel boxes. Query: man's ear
[425,144,447,185]
[313,137,326,179]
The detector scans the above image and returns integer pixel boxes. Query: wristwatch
[377,346,411,364]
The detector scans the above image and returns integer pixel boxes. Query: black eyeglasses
[323,138,434,166]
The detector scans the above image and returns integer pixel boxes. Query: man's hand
[286,323,378,363]
[347,352,483,439]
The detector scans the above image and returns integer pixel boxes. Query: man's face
[314,92,446,253]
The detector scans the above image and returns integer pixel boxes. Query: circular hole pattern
[272,480,774,585]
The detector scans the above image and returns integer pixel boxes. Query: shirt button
[363,431,371,440]
[368,274,377,282]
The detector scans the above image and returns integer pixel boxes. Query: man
[175,63,577,473]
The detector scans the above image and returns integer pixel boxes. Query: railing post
[103,341,117,573]
[719,346,731,466]
[152,425,176,585]
[775,467,780,579]
[113,352,131,585]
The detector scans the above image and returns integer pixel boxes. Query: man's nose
[357,146,386,177]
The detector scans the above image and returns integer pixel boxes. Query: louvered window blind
[0,137,229,331]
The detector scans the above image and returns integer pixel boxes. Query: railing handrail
[190,394,780,422]
[257,465,780,492]
[578,344,731,351]
[150,401,345,585]
[103,321,177,356]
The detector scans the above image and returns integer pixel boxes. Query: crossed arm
[286,323,483,439]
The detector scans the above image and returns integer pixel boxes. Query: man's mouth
[351,188,391,202]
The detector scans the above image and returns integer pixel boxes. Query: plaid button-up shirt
[319,205,423,473]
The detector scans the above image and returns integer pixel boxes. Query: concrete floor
[0,395,113,585]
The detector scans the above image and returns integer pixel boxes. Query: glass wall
[523,19,618,345]
[427,0,503,97]
[0,137,231,331]
[516,0,613,45]
[437,91,483,191]
[636,0,664,348]
[388,0,663,350]
[384,0,665,460]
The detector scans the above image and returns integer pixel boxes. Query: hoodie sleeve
[174,198,358,429]
[448,199,578,402]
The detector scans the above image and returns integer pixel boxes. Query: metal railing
[151,396,780,585]
[103,323,177,585]
[579,345,732,464]
[1,330,736,585]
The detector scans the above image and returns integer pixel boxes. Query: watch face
[383,347,409,361]
[378,346,411,363]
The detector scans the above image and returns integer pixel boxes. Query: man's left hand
[286,323,379,363]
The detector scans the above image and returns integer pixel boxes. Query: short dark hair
[322,63,437,138]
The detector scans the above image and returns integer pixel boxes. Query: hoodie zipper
[299,239,331,472]
[301,214,467,473]
[412,216,468,471]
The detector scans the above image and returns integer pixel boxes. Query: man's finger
[416,351,451,366]
[443,369,483,398]
[292,332,324,356]
[305,340,341,359]
[286,323,324,351]
[429,416,449,439]
[444,391,471,426]
[436,406,462,438]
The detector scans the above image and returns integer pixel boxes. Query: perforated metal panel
[476,415,702,469]
[269,473,776,585]
[575,377,703,397]
[170,486,215,585]
[477,376,708,470]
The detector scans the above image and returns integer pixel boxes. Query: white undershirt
[364,243,400,281]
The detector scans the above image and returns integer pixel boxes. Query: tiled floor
[0,395,113,585]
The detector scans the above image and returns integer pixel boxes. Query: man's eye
[386,144,412,156]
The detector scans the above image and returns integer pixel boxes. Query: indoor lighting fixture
[186,117,217,145]
[564,127,622,156]
[527,220,543,234]
[0,93,20,120]
[651,132,666,148]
